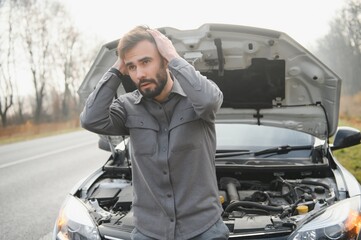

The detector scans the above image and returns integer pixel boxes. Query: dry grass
[339,92,361,119]
[0,119,82,145]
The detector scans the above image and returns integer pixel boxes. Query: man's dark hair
[117,25,156,59]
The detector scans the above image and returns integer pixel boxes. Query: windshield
[216,123,314,150]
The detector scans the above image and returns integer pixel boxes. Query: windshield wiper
[215,149,252,158]
[215,145,314,158]
[253,145,313,156]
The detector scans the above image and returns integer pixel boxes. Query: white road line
[0,141,96,169]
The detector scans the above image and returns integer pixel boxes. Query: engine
[218,175,337,235]
[81,167,339,238]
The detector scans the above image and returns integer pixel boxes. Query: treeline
[314,0,361,97]
[0,0,102,128]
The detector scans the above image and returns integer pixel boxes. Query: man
[80,26,229,240]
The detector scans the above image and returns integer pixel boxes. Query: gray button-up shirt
[81,57,223,240]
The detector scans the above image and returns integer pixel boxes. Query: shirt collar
[133,76,186,104]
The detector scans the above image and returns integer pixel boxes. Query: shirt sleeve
[80,71,129,135]
[168,57,223,121]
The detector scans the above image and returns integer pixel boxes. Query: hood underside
[78,23,341,139]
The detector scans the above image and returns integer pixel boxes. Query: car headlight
[289,196,361,240]
[53,195,101,240]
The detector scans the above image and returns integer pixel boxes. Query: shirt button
[163,171,167,175]
[103,73,111,80]
[162,147,166,152]
[170,218,174,222]
[164,128,168,132]
[167,193,172,198]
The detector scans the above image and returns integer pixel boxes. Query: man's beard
[138,63,168,99]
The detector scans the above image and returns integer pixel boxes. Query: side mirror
[331,126,361,150]
[98,138,111,152]
[97,135,123,152]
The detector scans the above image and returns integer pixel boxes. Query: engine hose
[224,201,284,214]
[234,206,270,216]
[300,180,336,203]
[300,180,330,190]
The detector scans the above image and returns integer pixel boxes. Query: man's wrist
[109,67,123,79]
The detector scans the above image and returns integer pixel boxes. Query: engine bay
[77,159,342,238]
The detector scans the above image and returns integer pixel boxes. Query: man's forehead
[124,40,159,64]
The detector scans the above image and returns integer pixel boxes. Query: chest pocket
[126,115,159,156]
[169,107,202,153]
[169,107,198,130]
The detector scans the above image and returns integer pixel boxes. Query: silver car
[53,23,361,240]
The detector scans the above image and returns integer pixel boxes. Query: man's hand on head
[147,29,180,62]
[112,58,128,76]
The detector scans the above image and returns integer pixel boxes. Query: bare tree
[65,38,101,118]
[15,0,101,123]
[16,0,66,123]
[46,5,101,121]
[1,0,101,127]
[315,0,361,95]
[0,0,15,127]
[56,21,81,120]
[342,0,361,94]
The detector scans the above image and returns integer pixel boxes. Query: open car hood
[78,23,341,139]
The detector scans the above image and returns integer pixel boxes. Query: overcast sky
[63,0,345,48]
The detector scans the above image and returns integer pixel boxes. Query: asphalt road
[0,130,111,240]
